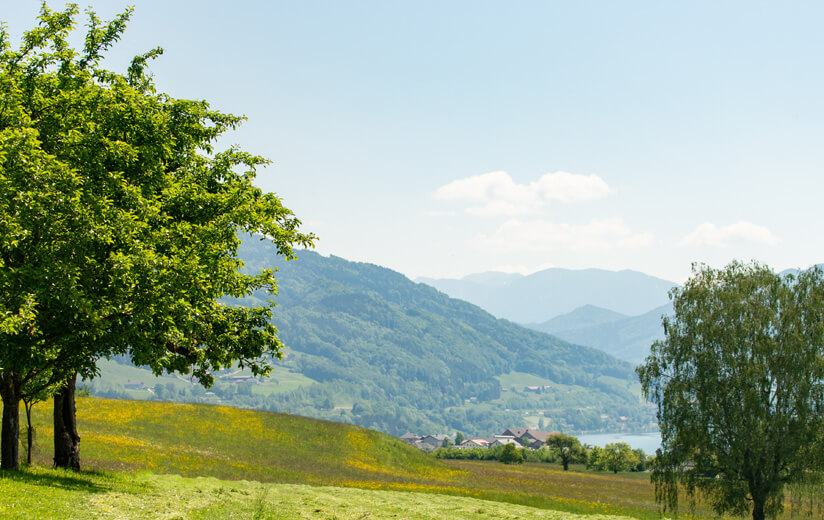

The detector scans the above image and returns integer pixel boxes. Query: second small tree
[499,443,525,465]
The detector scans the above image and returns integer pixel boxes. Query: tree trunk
[53,374,80,470]
[752,499,765,520]
[24,400,34,466]
[0,375,21,470]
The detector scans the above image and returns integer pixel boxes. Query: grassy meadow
[0,467,638,520]
[10,397,822,519]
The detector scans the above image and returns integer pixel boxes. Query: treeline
[433,441,651,473]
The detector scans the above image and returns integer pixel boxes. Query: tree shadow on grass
[0,467,117,494]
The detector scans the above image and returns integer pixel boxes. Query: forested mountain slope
[90,240,653,435]
[225,239,652,435]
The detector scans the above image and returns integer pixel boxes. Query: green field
[496,371,562,390]
[9,397,821,519]
[0,467,636,520]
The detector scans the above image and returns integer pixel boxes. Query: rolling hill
[14,397,678,520]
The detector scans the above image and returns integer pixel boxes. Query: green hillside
[15,398,813,519]
[88,239,654,435]
[13,398,672,519]
[26,398,447,486]
[238,240,651,435]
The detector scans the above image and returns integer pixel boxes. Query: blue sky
[6,1,824,282]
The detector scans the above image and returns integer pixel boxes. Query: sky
[5,1,824,283]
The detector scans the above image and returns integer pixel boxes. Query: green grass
[495,371,561,391]
[0,467,637,520]
[27,398,445,485]
[21,398,660,518]
[247,366,317,396]
[16,397,822,520]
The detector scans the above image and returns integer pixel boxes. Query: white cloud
[433,170,611,216]
[677,221,779,248]
[473,218,654,252]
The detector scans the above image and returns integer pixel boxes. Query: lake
[577,432,661,454]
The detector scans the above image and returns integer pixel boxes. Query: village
[400,428,558,452]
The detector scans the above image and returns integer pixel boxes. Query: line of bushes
[433,441,651,472]
[433,444,553,464]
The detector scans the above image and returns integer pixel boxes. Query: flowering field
[0,467,641,520]
[19,398,822,520]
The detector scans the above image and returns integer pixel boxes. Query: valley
[84,239,657,437]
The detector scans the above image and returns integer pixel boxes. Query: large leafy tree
[638,262,824,520]
[0,4,314,470]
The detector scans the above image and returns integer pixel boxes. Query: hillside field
[0,469,638,520]
[9,398,822,519]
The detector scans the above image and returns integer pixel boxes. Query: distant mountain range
[89,251,822,436]
[421,264,823,366]
[526,303,673,365]
[417,268,678,324]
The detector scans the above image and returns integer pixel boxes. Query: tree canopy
[498,443,524,465]
[546,433,585,471]
[0,4,313,469]
[637,261,824,520]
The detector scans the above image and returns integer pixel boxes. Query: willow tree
[638,262,824,520]
[0,4,314,470]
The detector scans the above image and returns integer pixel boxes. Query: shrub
[499,443,524,465]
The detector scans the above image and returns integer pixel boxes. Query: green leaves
[638,262,824,519]
[546,433,586,470]
[1,0,313,453]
